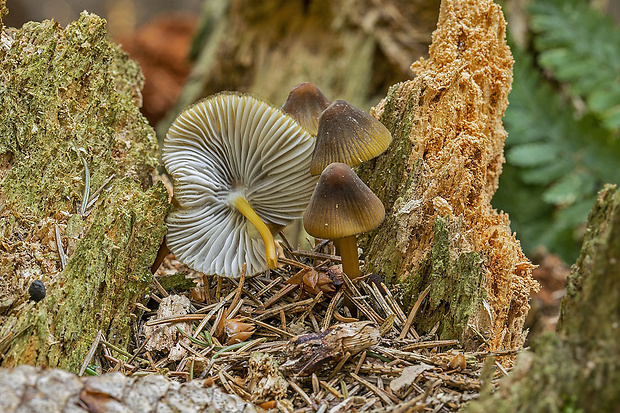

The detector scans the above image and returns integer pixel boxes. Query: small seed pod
[28,280,46,302]
[224,317,256,345]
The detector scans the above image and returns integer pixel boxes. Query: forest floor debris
[83,239,526,412]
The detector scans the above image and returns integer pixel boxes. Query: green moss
[156,272,198,292]
[0,180,169,371]
[0,13,156,219]
[0,11,168,372]
[406,217,484,341]
[357,83,417,211]
[357,84,419,286]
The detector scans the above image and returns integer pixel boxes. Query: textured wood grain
[357,0,538,353]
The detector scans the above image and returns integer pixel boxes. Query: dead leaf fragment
[144,294,192,361]
[389,363,434,396]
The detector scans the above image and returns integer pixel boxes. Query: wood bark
[467,184,620,412]
[0,6,168,372]
[156,0,441,137]
[356,0,537,352]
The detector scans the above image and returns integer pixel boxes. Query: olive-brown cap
[281,82,331,135]
[303,162,385,239]
[310,100,392,175]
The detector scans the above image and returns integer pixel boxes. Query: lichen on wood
[357,0,538,352]
[0,9,168,371]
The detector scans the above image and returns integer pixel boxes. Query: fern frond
[494,43,620,262]
[530,0,620,130]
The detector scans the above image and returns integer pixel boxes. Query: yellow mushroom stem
[233,196,278,269]
[334,236,360,279]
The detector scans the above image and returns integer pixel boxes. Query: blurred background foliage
[4,0,620,266]
[495,0,620,264]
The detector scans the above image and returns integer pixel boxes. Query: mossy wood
[357,0,537,352]
[0,6,168,372]
[467,184,620,412]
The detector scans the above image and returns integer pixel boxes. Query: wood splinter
[280,321,380,376]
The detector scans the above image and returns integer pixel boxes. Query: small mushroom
[303,163,385,279]
[163,92,317,278]
[281,82,331,135]
[310,100,392,175]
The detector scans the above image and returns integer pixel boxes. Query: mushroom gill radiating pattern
[163,92,317,278]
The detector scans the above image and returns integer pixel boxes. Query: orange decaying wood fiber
[368,0,538,352]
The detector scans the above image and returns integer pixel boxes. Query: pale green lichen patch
[0,10,168,371]
[408,217,484,346]
[0,12,156,218]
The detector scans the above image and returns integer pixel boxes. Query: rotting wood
[357,0,538,353]
[467,185,620,412]
[0,7,168,372]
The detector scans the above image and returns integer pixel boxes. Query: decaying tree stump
[0,4,168,372]
[467,184,620,412]
[357,0,538,352]
[157,0,441,137]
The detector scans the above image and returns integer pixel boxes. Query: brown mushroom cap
[281,82,331,135]
[303,162,385,239]
[310,100,392,175]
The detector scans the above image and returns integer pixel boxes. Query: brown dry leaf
[449,353,467,370]
[223,317,255,345]
[389,363,434,396]
[144,294,192,361]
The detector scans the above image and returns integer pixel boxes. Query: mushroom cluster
[163,92,317,279]
[162,84,391,282]
[284,83,392,280]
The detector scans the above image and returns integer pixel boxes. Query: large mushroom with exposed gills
[163,92,317,278]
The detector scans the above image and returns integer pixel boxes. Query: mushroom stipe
[233,196,277,269]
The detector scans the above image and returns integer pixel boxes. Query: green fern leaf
[542,171,596,206]
[530,0,620,130]
[507,143,558,167]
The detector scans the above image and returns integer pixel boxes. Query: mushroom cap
[281,82,331,136]
[303,162,385,239]
[310,100,392,175]
[163,92,317,278]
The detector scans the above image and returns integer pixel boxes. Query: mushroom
[163,92,317,278]
[310,99,392,175]
[303,162,385,279]
[281,82,331,136]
